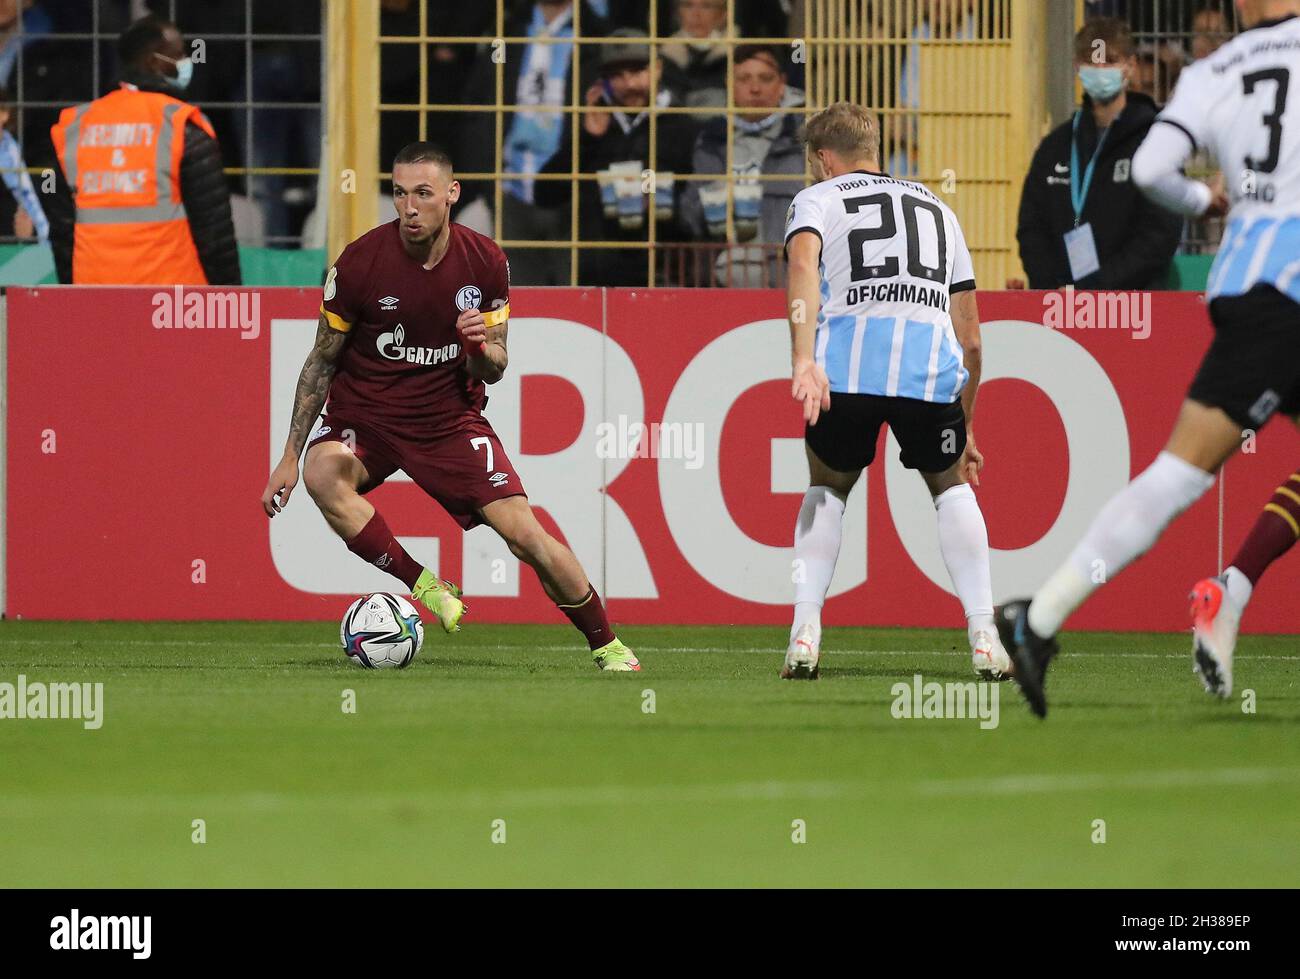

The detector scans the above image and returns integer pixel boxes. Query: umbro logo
[488,471,509,487]
[379,296,399,310]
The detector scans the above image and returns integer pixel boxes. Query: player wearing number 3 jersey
[998,2,1300,715]
[782,102,1010,682]
[260,142,638,671]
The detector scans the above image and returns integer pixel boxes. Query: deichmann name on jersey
[845,280,950,312]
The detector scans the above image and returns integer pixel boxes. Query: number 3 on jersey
[1242,67,1289,174]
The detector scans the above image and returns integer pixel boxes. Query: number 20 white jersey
[784,170,976,403]
[1157,14,1300,302]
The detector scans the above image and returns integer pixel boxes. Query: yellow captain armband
[319,305,352,333]
[482,302,510,328]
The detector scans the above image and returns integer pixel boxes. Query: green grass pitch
[1,621,1297,887]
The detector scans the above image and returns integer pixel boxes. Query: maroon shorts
[306,413,526,529]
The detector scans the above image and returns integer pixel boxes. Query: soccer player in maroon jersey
[260,143,639,671]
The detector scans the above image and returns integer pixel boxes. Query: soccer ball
[340,593,424,669]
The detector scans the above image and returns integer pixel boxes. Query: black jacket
[576,100,697,286]
[46,74,241,285]
[1016,92,1181,290]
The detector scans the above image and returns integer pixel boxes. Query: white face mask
[1078,65,1125,103]
[157,53,194,92]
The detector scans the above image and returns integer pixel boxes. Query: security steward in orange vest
[47,15,240,285]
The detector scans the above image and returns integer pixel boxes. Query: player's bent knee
[303,449,363,510]
[305,476,354,514]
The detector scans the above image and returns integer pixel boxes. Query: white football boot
[781,623,821,680]
[971,629,1012,681]
[1190,575,1239,698]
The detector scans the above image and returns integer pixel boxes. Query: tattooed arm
[260,315,349,516]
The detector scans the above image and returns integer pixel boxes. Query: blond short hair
[802,102,880,163]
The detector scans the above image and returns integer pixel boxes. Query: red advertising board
[5,286,1297,632]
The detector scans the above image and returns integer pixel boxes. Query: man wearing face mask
[46,14,240,285]
[1016,18,1182,290]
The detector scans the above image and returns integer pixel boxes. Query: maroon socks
[558,587,615,650]
[345,511,425,590]
[1229,469,1300,586]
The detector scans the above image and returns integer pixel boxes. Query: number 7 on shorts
[471,436,494,472]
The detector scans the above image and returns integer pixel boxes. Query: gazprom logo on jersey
[376,322,460,365]
[151,286,260,340]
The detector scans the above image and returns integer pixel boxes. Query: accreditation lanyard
[1069,110,1109,227]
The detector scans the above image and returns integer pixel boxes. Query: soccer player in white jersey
[782,102,1010,681]
[997,0,1300,715]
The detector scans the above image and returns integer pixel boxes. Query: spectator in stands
[1134,42,1158,98]
[1134,32,1191,104]
[45,15,240,284]
[626,1,790,37]
[578,28,695,286]
[1,0,89,175]
[0,86,45,241]
[0,0,50,90]
[1191,5,1232,60]
[233,4,321,247]
[659,0,729,109]
[379,2,493,187]
[681,44,803,285]
[460,0,610,285]
[1016,18,1181,290]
